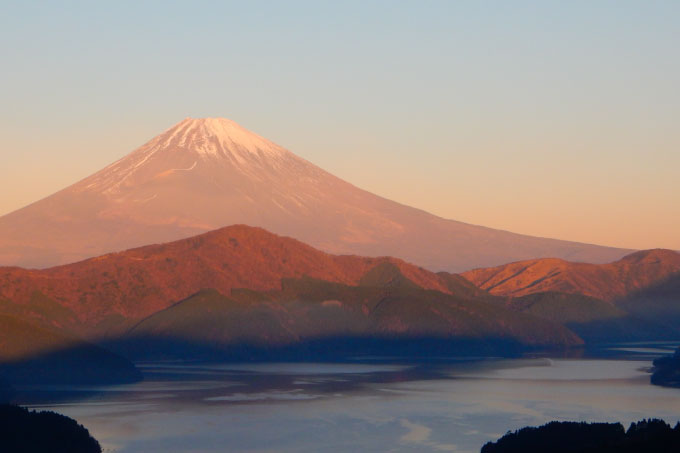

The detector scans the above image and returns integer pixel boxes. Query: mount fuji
[0,117,630,271]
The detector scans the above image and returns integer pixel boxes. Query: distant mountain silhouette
[0,117,629,271]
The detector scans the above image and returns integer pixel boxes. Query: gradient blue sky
[1,1,678,249]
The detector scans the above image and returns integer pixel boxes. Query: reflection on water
[21,342,680,453]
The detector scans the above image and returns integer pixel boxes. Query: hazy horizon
[2,1,678,250]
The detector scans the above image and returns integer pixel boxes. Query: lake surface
[21,342,680,453]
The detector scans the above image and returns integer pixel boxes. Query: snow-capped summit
[0,118,629,270]
[77,118,292,195]
[157,117,287,159]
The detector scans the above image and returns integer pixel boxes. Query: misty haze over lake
[22,343,680,453]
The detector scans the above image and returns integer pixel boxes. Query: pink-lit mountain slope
[0,118,629,271]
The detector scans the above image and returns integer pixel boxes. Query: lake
[20,342,680,453]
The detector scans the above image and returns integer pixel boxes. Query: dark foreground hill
[0,404,101,453]
[481,419,680,453]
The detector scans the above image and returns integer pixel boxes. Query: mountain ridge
[0,225,456,332]
[0,223,676,364]
[0,224,586,355]
[461,249,680,341]
[462,249,680,301]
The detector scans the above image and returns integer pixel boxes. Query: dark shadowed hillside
[504,292,677,341]
[0,404,101,453]
[0,314,141,385]
[117,274,582,361]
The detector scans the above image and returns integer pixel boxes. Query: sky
[1,1,678,250]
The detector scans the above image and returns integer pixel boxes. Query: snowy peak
[73,117,294,195]
[155,117,287,159]
[0,116,631,271]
